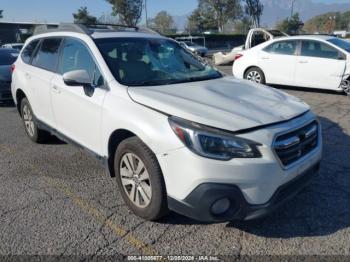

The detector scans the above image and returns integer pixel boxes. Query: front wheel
[244,67,266,85]
[114,137,168,221]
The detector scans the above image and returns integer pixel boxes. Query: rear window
[32,38,62,72]
[0,51,19,65]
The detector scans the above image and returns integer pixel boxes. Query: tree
[200,0,242,33]
[105,0,143,26]
[186,7,217,34]
[0,10,3,19]
[73,7,97,25]
[243,0,263,28]
[275,13,304,34]
[303,11,350,33]
[234,16,252,34]
[150,11,176,34]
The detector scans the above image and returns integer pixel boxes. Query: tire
[20,98,50,143]
[114,137,168,221]
[244,67,266,85]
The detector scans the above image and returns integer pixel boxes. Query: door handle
[52,85,61,94]
[261,57,270,60]
[298,60,308,64]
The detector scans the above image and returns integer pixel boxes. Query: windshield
[327,38,350,53]
[0,50,19,65]
[95,37,221,86]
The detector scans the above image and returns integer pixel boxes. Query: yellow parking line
[43,176,157,256]
[1,143,157,255]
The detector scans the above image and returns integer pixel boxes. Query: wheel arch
[243,66,263,78]
[15,89,27,116]
[106,129,139,177]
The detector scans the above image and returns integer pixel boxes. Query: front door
[294,40,346,90]
[51,37,106,155]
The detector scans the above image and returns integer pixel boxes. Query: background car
[179,41,208,56]
[213,28,288,65]
[0,48,19,103]
[1,43,24,51]
[232,35,350,95]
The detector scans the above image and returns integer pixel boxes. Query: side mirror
[63,70,94,97]
[63,70,91,86]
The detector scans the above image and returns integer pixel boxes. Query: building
[0,21,58,45]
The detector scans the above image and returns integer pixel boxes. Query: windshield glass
[327,38,350,53]
[95,37,222,86]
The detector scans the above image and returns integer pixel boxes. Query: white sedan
[232,35,350,95]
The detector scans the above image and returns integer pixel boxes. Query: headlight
[169,116,261,161]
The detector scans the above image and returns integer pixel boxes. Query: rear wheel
[114,137,168,221]
[340,79,350,96]
[20,98,50,143]
[244,67,266,85]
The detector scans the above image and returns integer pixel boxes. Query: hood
[128,76,310,132]
[0,65,11,82]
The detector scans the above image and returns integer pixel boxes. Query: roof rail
[33,23,160,36]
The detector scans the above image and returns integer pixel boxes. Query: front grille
[274,121,319,166]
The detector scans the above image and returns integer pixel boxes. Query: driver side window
[59,38,103,87]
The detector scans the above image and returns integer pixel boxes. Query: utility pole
[290,0,296,20]
[145,0,149,27]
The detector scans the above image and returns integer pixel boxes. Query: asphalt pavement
[0,66,349,260]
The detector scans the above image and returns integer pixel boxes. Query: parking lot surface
[0,65,349,259]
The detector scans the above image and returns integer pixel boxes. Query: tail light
[234,54,243,61]
[11,64,15,73]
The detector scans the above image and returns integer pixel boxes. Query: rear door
[258,40,298,86]
[51,37,106,154]
[27,38,63,128]
[294,40,346,90]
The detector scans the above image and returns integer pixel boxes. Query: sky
[0,0,348,23]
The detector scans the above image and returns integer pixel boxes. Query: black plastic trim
[34,117,111,176]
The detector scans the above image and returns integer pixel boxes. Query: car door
[51,37,107,154]
[258,40,298,86]
[294,40,346,89]
[27,38,62,128]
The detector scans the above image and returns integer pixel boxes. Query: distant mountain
[261,0,350,27]
[172,14,190,32]
[172,0,350,30]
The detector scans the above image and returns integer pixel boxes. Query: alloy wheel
[341,79,350,96]
[119,153,152,208]
[23,104,35,137]
[246,71,262,83]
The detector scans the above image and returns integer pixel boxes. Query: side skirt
[34,117,112,177]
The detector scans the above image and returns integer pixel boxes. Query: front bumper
[168,162,320,222]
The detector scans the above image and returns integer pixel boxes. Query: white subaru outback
[11,24,322,222]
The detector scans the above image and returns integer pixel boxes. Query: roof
[0,21,59,26]
[33,23,161,39]
[91,31,164,39]
[276,35,335,41]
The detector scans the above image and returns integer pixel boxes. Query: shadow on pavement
[162,117,350,238]
[0,101,15,108]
